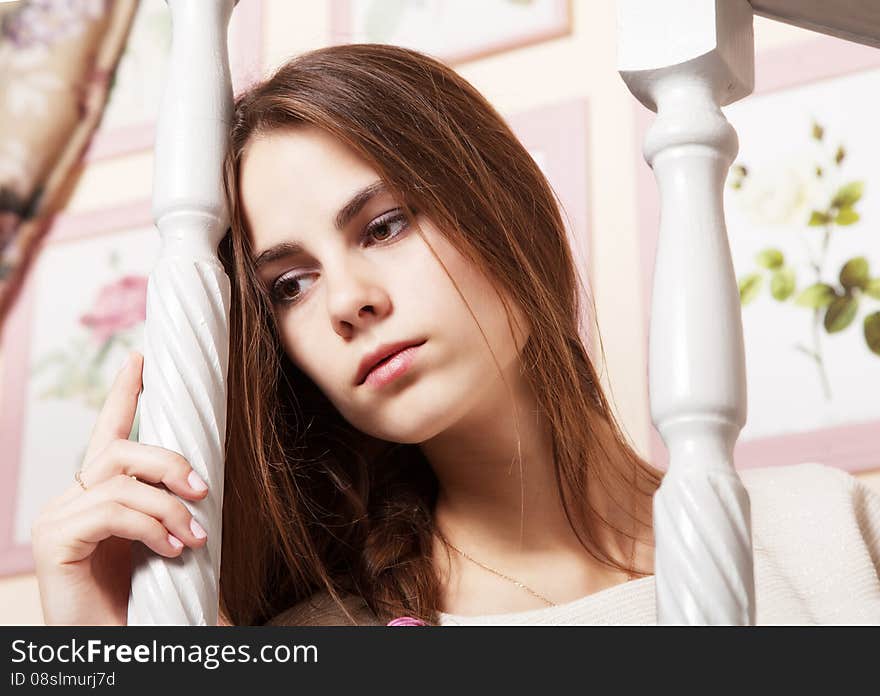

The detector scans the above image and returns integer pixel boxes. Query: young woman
[32,44,880,626]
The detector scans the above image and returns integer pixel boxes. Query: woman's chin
[355,420,441,445]
[351,401,456,444]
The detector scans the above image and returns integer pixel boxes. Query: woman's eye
[270,273,315,305]
[365,210,411,244]
[269,209,413,307]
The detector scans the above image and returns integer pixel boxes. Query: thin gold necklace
[436,529,641,609]
[435,529,557,607]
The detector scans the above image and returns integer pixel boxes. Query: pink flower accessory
[386,616,427,626]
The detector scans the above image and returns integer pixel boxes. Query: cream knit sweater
[268,462,880,626]
[440,463,880,625]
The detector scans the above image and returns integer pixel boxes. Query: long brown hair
[218,43,661,625]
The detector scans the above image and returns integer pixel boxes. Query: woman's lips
[361,342,425,388]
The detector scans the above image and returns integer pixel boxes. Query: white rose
[734,149,832,228]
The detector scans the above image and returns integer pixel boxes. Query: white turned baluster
[127,0,237,625]
[617,0,757,624]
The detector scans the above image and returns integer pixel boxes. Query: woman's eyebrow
[252,180,388,272]
[253,240,304,272]
[334,180,387,230]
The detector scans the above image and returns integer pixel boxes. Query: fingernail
[187,470,208,492]
[168,534,184,549]
[190,518,207,539]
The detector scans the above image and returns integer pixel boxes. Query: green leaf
[840,257,870,290]
[739,273,763,305]
[824,295,859,333]
[795,283,837,308]
[770,267,796,301]
[732,164,747,177]
[30,350,70,376]
[756,248,785,269]
[831,181,864,208]
[865,312,880,356]
[812,122,824,140]
[835,206,860,225]
[808,210,832,226]
[866,278,880,300]
[835,145,846,165]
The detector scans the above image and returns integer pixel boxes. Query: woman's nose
[325,263,391,336]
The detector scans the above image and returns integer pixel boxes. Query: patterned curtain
[0,0,138,334]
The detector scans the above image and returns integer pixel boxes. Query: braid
[358,444,441,624]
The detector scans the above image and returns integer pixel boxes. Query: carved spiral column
[617,0,757,624]
[127,0,237,625]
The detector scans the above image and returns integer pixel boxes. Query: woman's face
[239,126,529,443]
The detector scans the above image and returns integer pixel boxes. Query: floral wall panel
[725,71,880,441]
[0,204,156,574]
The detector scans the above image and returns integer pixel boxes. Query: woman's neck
[420,360,587,555]
[419,359,647,614]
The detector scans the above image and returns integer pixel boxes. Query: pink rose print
[79,275,148,343]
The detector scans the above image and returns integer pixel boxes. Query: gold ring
[74,469,88,491]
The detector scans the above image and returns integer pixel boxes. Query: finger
[42,501,185,566]
[83,351,144,464]
[76,439,208,501]
[64,475,208,549]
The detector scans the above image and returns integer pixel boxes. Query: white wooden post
[617,0,757,624]
[127,0,236,625]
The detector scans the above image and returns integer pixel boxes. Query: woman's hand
[31,351,209,625]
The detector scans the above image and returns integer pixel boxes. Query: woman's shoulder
[739,460,880,526]
[739,461,878,506]
[265,590,384,626]
[737,461,880,622]
[740,462,880,570]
